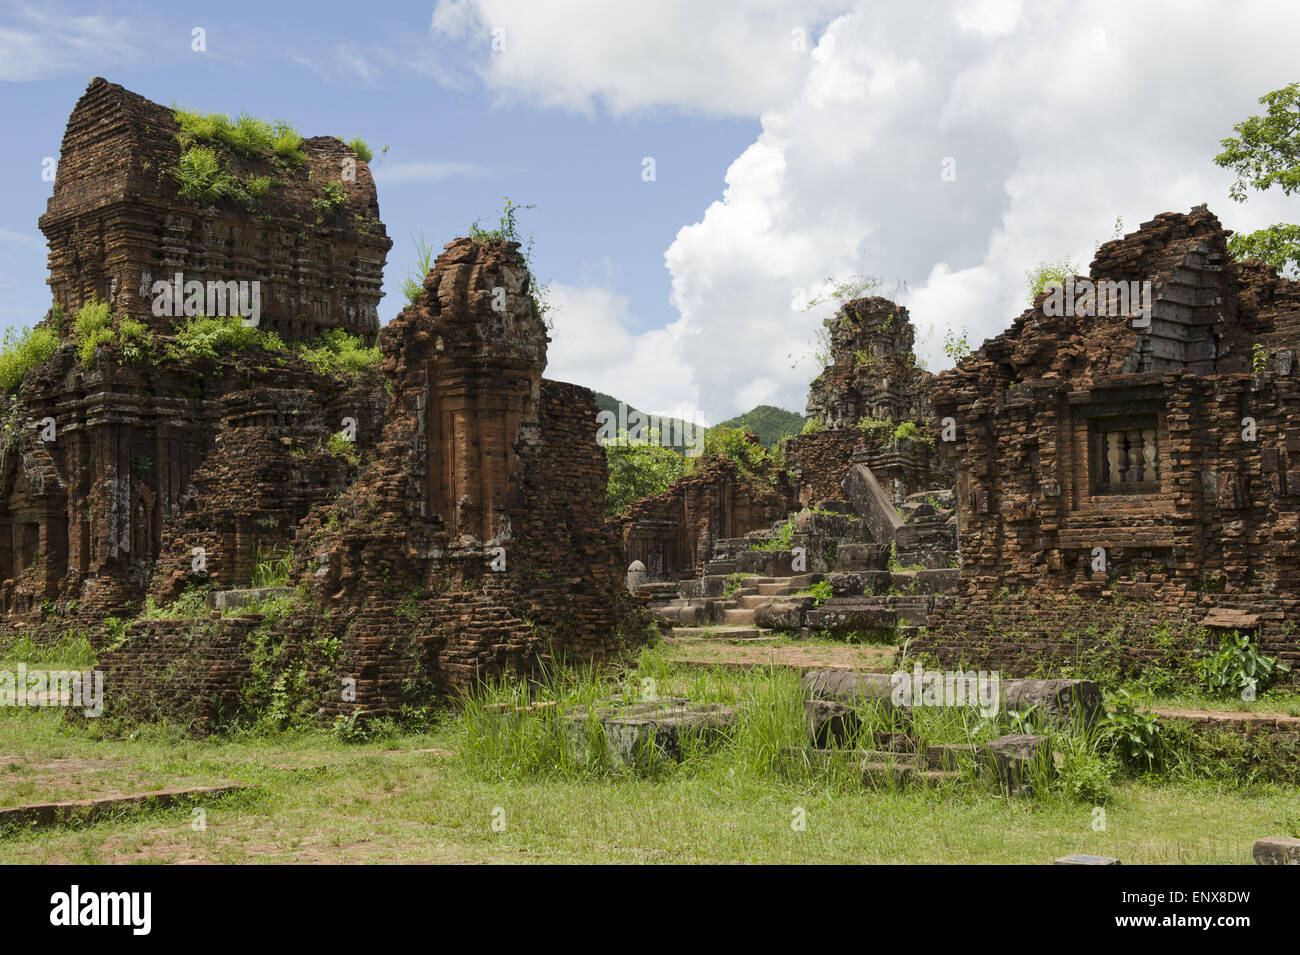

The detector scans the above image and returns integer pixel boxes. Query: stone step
[722,607,755,625]
[666,625,772,640]
[735,594,770,608]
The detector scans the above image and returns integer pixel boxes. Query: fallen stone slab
[984,734,1053,793]
[0,783,250,830]
[806,697,861,747]
[754,597,813,630]
[802,670,903,718]
[1001,678,1105,730]
[1252,836,1300,865]
[1054,854,1121,865]
[565,698,739,767]
[802,668,1103,730]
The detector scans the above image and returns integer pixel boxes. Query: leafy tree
[701,425,770,473]
[1215,82,1300,275]
[604,431,685,518]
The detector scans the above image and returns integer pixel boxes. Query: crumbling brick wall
[617,457,794,581]
[916,206,1300,679]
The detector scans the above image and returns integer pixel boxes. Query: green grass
[0,645,1293,863]
[250,546,292,589]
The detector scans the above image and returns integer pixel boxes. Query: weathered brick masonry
[916,206,1300,679]
[2,78,389,631]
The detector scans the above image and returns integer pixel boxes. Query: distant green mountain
[593,392,705,456]
[593,393,804,451]
[714,404,806,448]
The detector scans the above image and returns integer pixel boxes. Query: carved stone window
[1092,416,1159,492]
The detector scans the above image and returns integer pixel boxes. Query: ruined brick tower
[39,78,390,342]
[287,237,635,711]
[1,78,390,623]
[785,297,952,505]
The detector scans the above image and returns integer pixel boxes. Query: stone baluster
[1106,432,1124,484]
[1125,430,1143,483]
[1141,428,1158,483]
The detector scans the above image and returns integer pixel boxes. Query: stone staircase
[644,487,963,645]
[655,573,825,640]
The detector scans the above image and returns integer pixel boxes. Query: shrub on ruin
[116,317,153,364]
[346,137,373,163]
[1025,256,1076,304]
[467,197,553,327]
[245,174,275,200]
[0,324,58,391]
[173,146,245,205]
[164,315,285,361]
[173,106,305,164]
[311,180,346,221]
[1194,631,1291,699]
[891,420,931,445]
[401,230,436,305]
[295,329,380,379]
[326,431,360,464]
[73,299,115,364]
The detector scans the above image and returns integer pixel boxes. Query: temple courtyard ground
[1,635,1296,865]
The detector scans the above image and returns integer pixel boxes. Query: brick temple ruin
[639,207,1300,683]
[916,205,1300,676]
[0,79,636,726]
[3,78,390,623]
[5,79,1298,730]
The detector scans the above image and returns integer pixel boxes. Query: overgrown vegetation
[163,315,285,361]
[0,323,58,392]
[401,230,436,305]
[467,197,552,328]
[294,329,381,379]
[345,137,374,163]
[1194,631,1291,699]
[1025,256,1076,303]
[1214,81,1300,276]
[173,107,305,163]
[603,430,686,519]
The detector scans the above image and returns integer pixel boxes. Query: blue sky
[3,1,1299,424]
[0,1,758,358]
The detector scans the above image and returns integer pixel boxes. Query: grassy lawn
[0,644,1295,864]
